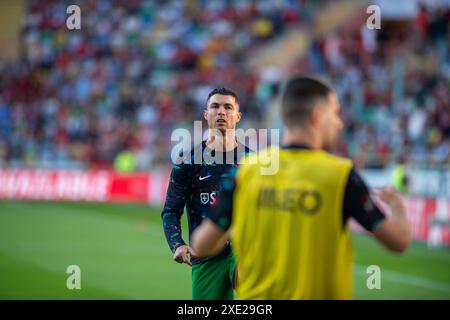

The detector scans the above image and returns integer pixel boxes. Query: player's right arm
[161,161,195,266]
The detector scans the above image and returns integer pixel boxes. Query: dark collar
[281,143,313,150]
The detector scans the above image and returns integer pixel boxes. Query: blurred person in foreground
[192,76,411,299]
[161,87,251,299]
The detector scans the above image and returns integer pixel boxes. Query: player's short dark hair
[281,76,334,128]
[206,87,239,105]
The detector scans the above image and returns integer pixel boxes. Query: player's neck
[282,128,321,149]
[206,132,237,152]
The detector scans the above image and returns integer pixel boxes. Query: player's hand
[173,245,196,266]
[375,187,406,216]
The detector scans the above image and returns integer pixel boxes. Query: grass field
[0,200,449,299]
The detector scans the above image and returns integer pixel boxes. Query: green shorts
[191,252,236,300]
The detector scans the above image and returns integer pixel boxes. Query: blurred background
[0,0,449,299]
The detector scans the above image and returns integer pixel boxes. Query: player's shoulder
[243,144,254,155]
[236,142,255,159]
[239,145,276,164]
[319,150,353,169]
[175,141,206,165]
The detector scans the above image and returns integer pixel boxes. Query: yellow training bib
[232,147,353,299]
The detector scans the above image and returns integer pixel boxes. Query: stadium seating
[0,0,448,171]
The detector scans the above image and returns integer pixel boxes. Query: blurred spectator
[114,148,137,173]
[391,158,410,194]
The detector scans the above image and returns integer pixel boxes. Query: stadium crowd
[0,0,448,171]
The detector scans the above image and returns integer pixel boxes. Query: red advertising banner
[0,169,111,201]
[406,197,450,246]
[0,169,168,204]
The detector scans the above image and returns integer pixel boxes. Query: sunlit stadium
[0,0,449,300]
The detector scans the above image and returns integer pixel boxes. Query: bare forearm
[192,219,229,258]
[391,209,412,249]
[373,188,411,253]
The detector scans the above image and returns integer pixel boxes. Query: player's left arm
[343,167,386,232]
[343,167,411,253]
[192,167,236,257]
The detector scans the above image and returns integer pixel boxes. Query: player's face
[204,94,241,133]
[320,93,343,150]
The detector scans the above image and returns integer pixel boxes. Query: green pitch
[0,200,449,299]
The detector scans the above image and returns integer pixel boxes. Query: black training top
[161,140,252,265]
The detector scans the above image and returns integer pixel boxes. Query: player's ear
[203,108,209,121]
[310,105,322,126]
[236,110,242,123]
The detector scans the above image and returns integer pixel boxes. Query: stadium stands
[0,0,448,172]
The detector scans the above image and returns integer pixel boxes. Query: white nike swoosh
[199,175,212,181]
